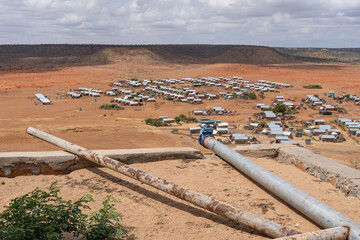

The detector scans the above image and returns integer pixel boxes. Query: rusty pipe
[26,127,299,238]
[203,136,360,240]
[274,226,350,240]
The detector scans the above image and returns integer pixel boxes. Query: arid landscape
[1,45,360,239]
[1,45,360,165]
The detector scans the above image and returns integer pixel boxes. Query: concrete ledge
[0,147,203,178]
[233,144,360,199]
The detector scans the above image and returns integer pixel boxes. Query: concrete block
[0,147,203,178]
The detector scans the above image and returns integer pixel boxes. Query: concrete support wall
[234,144,360,199]
[0,147,203,178]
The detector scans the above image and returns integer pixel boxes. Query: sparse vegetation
[100,104,123,110]
[259,121,266,127]
[0,183,125,240]
[176,114,197,123]
[271,105,286,114]
[248,92,257,100]
[287,108,298,114]
[303,84,322,89]
[145,118,169,127]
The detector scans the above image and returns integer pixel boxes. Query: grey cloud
[0,0,359,46]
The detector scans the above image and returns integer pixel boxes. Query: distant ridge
[0,44,324,72]
[276,47,360,63]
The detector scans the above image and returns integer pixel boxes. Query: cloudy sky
[0,0,359,47]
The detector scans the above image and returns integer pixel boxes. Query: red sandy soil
[0,155,359,239]
[1,58,360,239]
[0,61,359,166]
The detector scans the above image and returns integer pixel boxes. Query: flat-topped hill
[0,44,304,72]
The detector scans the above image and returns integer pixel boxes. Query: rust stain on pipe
[26,127,300,238]
[274,226,350,240]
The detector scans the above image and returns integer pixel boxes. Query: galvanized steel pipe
[274,226,350,240]
[203,136,360,240]
[26,127,299,238]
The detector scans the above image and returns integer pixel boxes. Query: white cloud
[0,0,359,46]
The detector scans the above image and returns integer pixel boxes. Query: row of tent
[35,93,51,105]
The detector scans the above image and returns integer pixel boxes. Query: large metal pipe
[26,127,299,238]
[274,226,349,240]
[203,136,360,240]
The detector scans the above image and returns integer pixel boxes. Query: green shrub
[179,114,187,120]
[175,116,181,123]
[175,115,197,123]
[259,121,266,127]
[304,84,322,89]
[287,108,298,114]
[248,92,257,100]
[145,118,153,124]
[145,118,168,127]
[100,104,122,110]
[0,183,125,240]
[272,105,286,114]
[187,117,197,123]
[83,196,125,240]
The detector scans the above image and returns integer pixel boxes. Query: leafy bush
[145,118,169,127]
[248,92,257,100]
[259,121,266,127]
[100,104,122,110]
[176,114,197,123]
[179,114,187,120]
[272,105,286,114]
[0,183,125,240]
[83,196,125,240]
[304,84,322,89]
[287,108,298,114]
[175,116,181,123]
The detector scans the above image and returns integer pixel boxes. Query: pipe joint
[198,119,215,146]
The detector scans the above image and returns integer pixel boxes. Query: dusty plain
[1,54,360,238]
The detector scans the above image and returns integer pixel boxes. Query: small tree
[0,184,126,240]
[248,92,257,100]
[273,105,286,114]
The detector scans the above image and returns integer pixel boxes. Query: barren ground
[1,155,359,239]
[1,59,360,238]
[1,61,359,166]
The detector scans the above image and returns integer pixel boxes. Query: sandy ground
[0,61,359,167]
[1,59,360,238]
[0,155,359,239]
